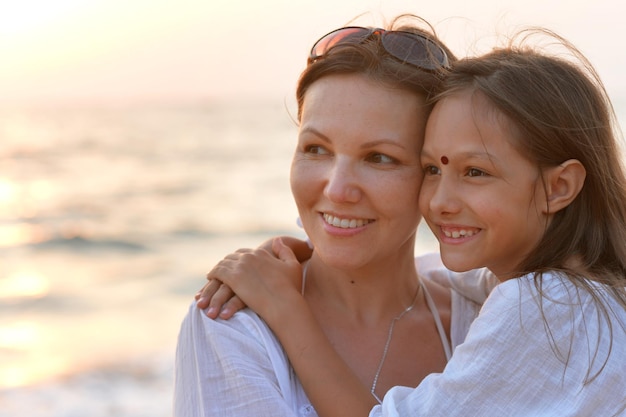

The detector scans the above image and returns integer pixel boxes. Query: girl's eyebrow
[421,149,499,162]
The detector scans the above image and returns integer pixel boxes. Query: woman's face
[291,73,427,270]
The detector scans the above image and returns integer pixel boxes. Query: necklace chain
[370,282,422,404]
[300,263,422,405]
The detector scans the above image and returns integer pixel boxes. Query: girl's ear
[542,159,586,214]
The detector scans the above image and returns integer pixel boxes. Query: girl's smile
[438,225,481,240]
[419,89,550,281]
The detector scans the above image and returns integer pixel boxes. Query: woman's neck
[300,252,449,399]
[303,252,420,324]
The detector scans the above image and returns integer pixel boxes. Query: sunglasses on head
[309,26,450,71]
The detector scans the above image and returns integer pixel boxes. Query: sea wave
[28,236,148,253]
[0,354,174,417]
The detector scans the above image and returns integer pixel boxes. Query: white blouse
[173,253,486,417]
[372,271,626,417]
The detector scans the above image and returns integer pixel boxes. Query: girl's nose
[424,175,461,216]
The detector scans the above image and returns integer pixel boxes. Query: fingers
[197,253,247,311]
[216,296,246,319]
[258,237,276,253]
[194,282,208,301]
[196,278,222,309]
[203,282,237,318]
[272,237,298,262]
[275,235,314,262]
[198,246,282,319]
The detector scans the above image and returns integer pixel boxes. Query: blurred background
[1,0,624,415]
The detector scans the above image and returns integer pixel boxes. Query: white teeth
[323,214,370,229]
[443,229,476,238]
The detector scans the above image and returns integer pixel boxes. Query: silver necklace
[300,263,422,404]
[370,283,422,404]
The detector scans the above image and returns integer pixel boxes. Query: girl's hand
[199,238,305,323]
[196,276,244,319]
[196,236,313,319]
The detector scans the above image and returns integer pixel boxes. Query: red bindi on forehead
[441,156,449,165]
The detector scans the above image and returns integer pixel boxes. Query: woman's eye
[305,145,329,155]
[467,167,488,177]
[367,153,396,164]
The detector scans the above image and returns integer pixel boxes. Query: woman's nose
[323,159,361,204]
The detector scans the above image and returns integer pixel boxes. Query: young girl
[202,29,626,416]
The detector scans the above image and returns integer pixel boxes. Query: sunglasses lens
[382,32,448,70]
[310,27,371,61]
[309,27,449,70]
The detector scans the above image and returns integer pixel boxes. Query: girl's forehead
[424,91,523,158]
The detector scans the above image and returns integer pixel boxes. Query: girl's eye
[423,165,440,176]
[367,153,396,164]
[467,167,488,177]
[305,145,330,155]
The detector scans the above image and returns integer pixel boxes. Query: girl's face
[419,90,549,281]
[291,73,427,270]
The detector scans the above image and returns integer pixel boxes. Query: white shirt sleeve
[371,273,626,417]
[173,302,307,417]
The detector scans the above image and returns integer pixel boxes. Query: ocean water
[0,100,310,416]
[1,97,624,416]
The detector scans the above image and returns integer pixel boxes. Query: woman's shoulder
[175,305,310,415]
[415,252,497,304]
[415,254,485,349]
[182,301,283,350]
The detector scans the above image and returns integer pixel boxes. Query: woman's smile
[322,213,374,229]
[291,73,426,269]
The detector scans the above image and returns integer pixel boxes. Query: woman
[173,15,490,417]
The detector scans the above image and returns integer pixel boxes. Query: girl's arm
[208,237,377,417]
[269,294,377,417]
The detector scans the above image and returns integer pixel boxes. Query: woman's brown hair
[295,14,455,121]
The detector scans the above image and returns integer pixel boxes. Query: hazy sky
[1,0,624,105]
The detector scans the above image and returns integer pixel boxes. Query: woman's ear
[542,159,586,214]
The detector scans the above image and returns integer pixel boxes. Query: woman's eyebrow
[360,139,408,150]
[298,126,331,142]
